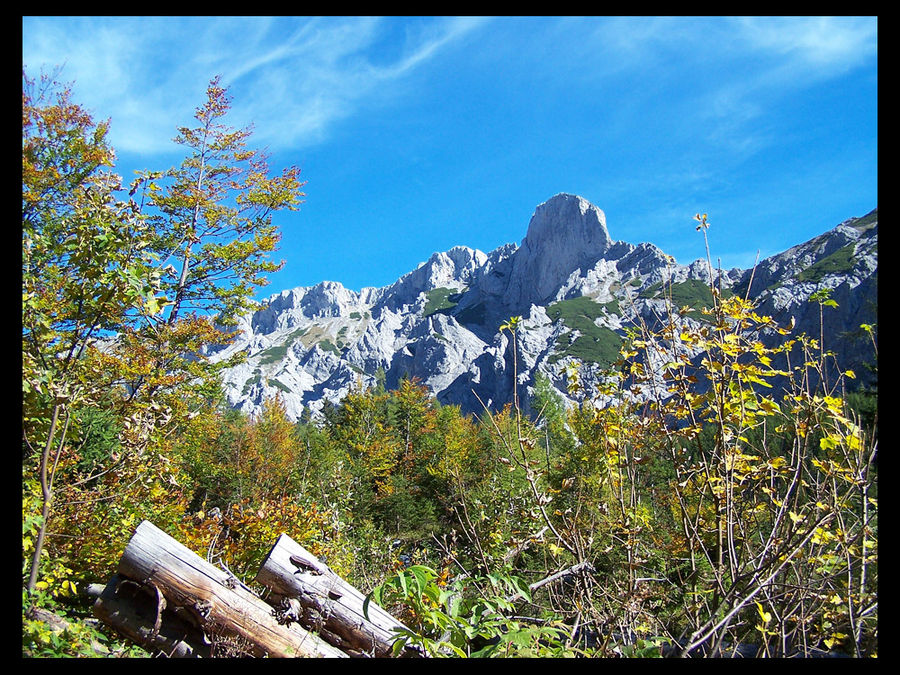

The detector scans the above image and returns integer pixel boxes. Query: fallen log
[256,533,418,657]
[104,520,347,658]
[92,574,211,657]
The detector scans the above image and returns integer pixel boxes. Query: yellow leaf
[819,435,839,451]
[759,398,780,415]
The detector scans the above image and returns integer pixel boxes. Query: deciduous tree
[22,70,163,593]
[22,71,307,600]
[134,75,305,329]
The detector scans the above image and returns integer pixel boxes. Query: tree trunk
[92,574,211,657]
[110,520,346,658]
[255,533,419,657]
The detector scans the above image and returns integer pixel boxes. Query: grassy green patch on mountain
[269,378,291,393]
[796,244,857,283]
[638,279,731,318]
[601,298,622,316]
[424,287,464,317]
[258,343,290,365]
[546,296,605,327]
[638,281,663,299]
[257,326,309,365]
[851,208,877,232]
[549,327,623,366]
[242,371,262,395]
[547,297,623,366]
[319,339,341,355]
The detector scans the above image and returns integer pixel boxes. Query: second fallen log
[114,520,346,658]
[256,533,419,657]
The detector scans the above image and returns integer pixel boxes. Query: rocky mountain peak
[524,193,612,255]
[374,245,487,314]
[505,193,614,307]
[212,196,877,421]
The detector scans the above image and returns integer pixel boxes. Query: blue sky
[23,16,878,297]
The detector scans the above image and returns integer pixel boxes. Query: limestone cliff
[208,195,877,420]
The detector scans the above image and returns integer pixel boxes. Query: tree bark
[92,574,211,657]
[255,533,418,657]
[110,520,346,658]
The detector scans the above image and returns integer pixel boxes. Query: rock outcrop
[208,194,877,420]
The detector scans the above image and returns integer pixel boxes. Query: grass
[546,296,605,326]
[257,326,308,365]
[319,339,341,355]
[423,288,464,317]
[601,298,622,316]
[850,208,877,232]
[549,327,623,366]
[638,281,663,299]
[258,343,290,365]
[546,296,623,366]
[257,324,343,364]
[241,372,262,395]
[796,244,857,283]
[269,378,291,393]
[638,279,732,319]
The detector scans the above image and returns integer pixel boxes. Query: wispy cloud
[684,17,876,163]
[734,16,877,73]
[22,16,487,156]
[504,17,874,169]
[226,16,488,149]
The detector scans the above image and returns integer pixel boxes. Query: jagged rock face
[210,195,877,420]
[506,194,613,307]
[741,214,878,388]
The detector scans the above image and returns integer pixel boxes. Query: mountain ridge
[209,194,877,420]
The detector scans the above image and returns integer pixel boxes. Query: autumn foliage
[22,71,876,658]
